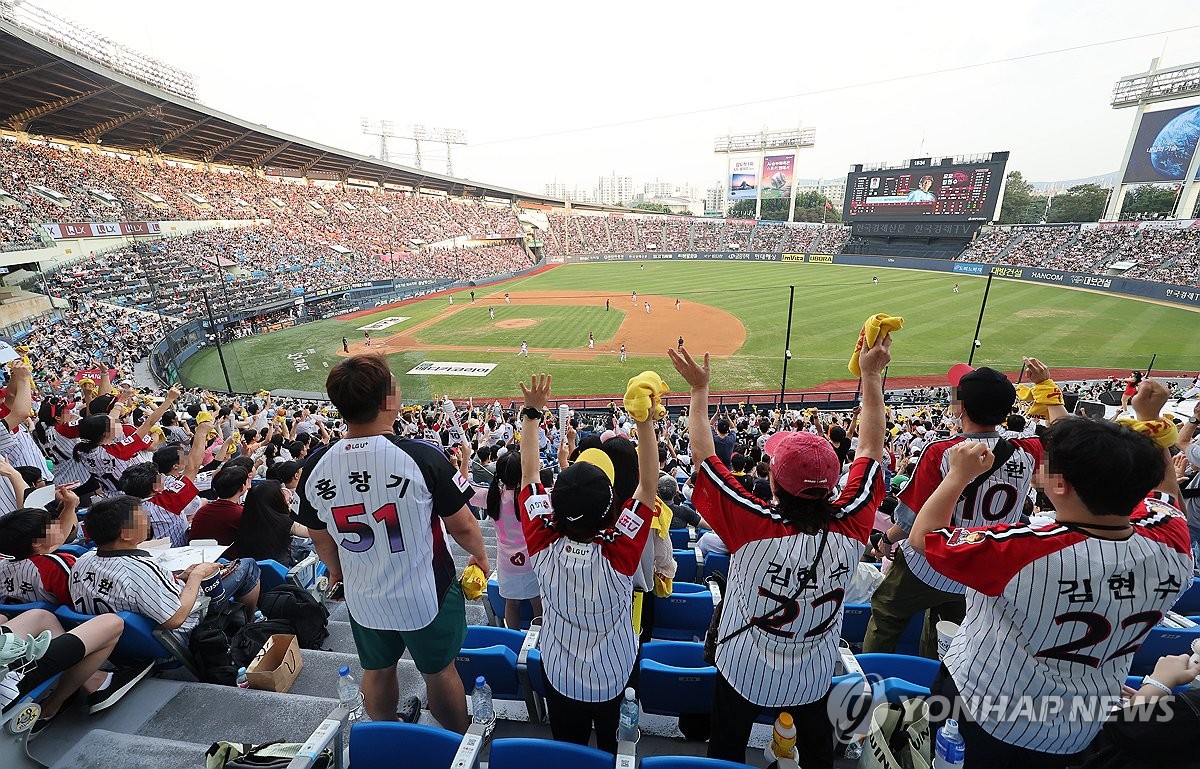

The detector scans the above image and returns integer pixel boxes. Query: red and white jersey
[144,476,201,547]
[0,551,75,605]
[0,425,52,482]
[519,483,652,703]
[693,455,884,708]
[76,426,154,497]
[898,433,1042,594]
[928,494,1195,754]
[41,425,90,485]
[296,435,473,632]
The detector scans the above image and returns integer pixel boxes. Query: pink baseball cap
[764,431,841,500]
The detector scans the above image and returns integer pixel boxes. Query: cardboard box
[246,634,302,692]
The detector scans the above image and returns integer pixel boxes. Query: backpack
[258,585,329,649]
[229,620,296,670]
[188,600,248,685]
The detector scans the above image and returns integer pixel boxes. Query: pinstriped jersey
[692,455,884,707]
[898,433,1042,594]
[40,425,90,485]
[70,549,203,638]
[0,425,52,482]
[0,551,75,605]
[296,434,473,632]
[928,494,1194,754]
[519,483,651,702]
[76,426,154,497]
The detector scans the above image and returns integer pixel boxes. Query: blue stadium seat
[349,722,461,769]
[526,649,546,697]
[856,653,939,689]
[256,560,290,592]
[1173,577,1200,615]
[669,528,691,549]
[839,603,925,656]
[701,553,730,580]
[455,626,524,700]
[642,756,751,769]
[488,738,612,769]
[0,601,57,617]
[53,606,184,670]
[485,577,535,629]
[672,549,698,583]
[58,544,90,557]
[653,583,714,642]
[639,641,716,717]
[1129,624,1200,676]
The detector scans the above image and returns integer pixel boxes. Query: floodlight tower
[360,117,403,163]
[412,125,467,175]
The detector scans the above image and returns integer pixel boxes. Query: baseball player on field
[672,335,889,765]
[909,416,1193,767]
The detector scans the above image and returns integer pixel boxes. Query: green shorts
[349,582,467,674]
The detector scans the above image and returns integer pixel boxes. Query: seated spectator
[120,430,209,546]
[188,465,251,545]
[1,608,147,732]
[0,487,83,605]
[223,480,309,565]
[70,496,260,641]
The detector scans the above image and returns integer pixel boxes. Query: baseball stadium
[0,3,1199,769]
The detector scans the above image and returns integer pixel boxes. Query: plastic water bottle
[617,688,640,742]
[236,667,250,689]
[336,666,365,725]
[471,676,495,727]
[933,719,966,769]
[253,610,266,623]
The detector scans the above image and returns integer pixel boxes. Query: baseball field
[178,261,1200,401]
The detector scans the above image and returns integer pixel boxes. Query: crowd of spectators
[0,139,524,252]
[959,224,1200,285]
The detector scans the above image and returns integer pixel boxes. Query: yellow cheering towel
[460,564,486,600]
[624,371,669,421]
[651,497,673,539]
[1016,380,1065,418]
[1116,416,1179,448]
[848,314,904,377]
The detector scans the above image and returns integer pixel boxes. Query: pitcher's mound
[495,318,539,329]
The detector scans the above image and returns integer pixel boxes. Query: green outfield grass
[179,261,1200,400]
[416,305,625,348]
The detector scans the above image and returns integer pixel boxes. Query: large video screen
[843,157,1007,222]
[1122,104,1200,184]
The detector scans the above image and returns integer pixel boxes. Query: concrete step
[47,729,210,769]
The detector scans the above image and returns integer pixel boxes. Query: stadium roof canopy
[0,18,596,208]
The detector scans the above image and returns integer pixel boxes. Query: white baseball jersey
[42,425,91,485]
[0,551,75,605]
[0,476,21,517]
[0,425,52,482]
[519,483,652,702]
[70,549,202,638]
[693,455,884,707]
[296,434,473,631]
[75,426,154,497]
[897,433,1042,594]
[928,494,1194,754]
[143,476,201,547]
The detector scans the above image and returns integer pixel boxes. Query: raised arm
[1023,357,1068,423]
[855,336,891,462]
[134,387,181,442]
[910,441,994,553]
[669,347,716,464]
[633,414,659,507]
[518,374,551,488]
[182,424,209,480]
[2,361,32,433]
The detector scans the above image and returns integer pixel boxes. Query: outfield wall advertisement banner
[42,221,162,239]
[406,362,497,377]
[1122,104,1200,184]
[729,158,758,201]
[760,155,795,199]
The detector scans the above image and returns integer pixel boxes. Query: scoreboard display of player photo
[843,155,1008,222]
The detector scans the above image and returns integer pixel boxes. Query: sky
[33,0,1200,196]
